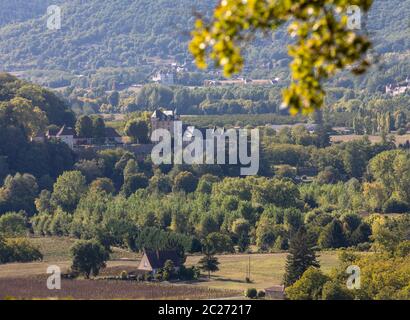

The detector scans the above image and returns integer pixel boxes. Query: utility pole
[248,256,251,280]
[246,255,251,281]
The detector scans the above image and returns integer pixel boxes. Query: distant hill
[0,0,408,90]
[0,0,214,71]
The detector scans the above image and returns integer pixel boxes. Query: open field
[0,276,239,300]
[0,252,339,299]
[0,237,341,297]
[0,252,340,291]
[186,252,339,291]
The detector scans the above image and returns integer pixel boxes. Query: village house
[269,123,318,134]
[264,285,285,300]
[151,109,180,136]
[152,70,175,85]
[137,250,182,275]
[35,125,123,149]
[385,78,410,96]
[204,77,280,87]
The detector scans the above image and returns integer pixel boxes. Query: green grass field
[0,237,342,293]
[186,252,339,291]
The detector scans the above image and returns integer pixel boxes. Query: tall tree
[75,115,93,138]
[0,173,39,215]
[283,226,320,287]
[92,117,106,143]
[121,173,148,197]
[51,171,87,212]
[173,171,198,193]
[70,240,109,279]
[124,119,149,144]
[198,240,220,279]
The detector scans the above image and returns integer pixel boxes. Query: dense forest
[0,73,75,188]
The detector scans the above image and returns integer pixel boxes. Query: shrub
[120,270,128,280]
[0,235,11,264]
[31,213,51,236]
[0,212,28,236]
[178,265,200,281]
[173,171,198,193]
[245,288,258,299]
[49,208,72,236]
[383,198,410,214]
[162,259,175,281]
[257,290,266,298]
[321,281,353,300]
[144,273,153,281]
[154,272,163,281]
[0,238,43,263]
[395,241,410,258]
[70,240,109,278]
[355,242,371,252]
[285,267,330,300]
[31,213,54,236]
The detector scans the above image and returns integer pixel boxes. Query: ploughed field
[0,275,239,300]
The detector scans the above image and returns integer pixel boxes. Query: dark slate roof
[57,125,76,137]
[151,109,177,121]
[47,128,60,136]
[105,127,121,138]
[144,250,182,269]
[34,132,46,138]
[152,109,166,120]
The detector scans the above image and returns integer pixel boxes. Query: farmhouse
[42,125,123,149]
[385,78,410,96]
[138,250,182,274]
[152,70,175,85]
[264,285,285,300]
[151,109,180,135]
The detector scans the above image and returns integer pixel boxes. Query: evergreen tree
[283,226,319,287]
